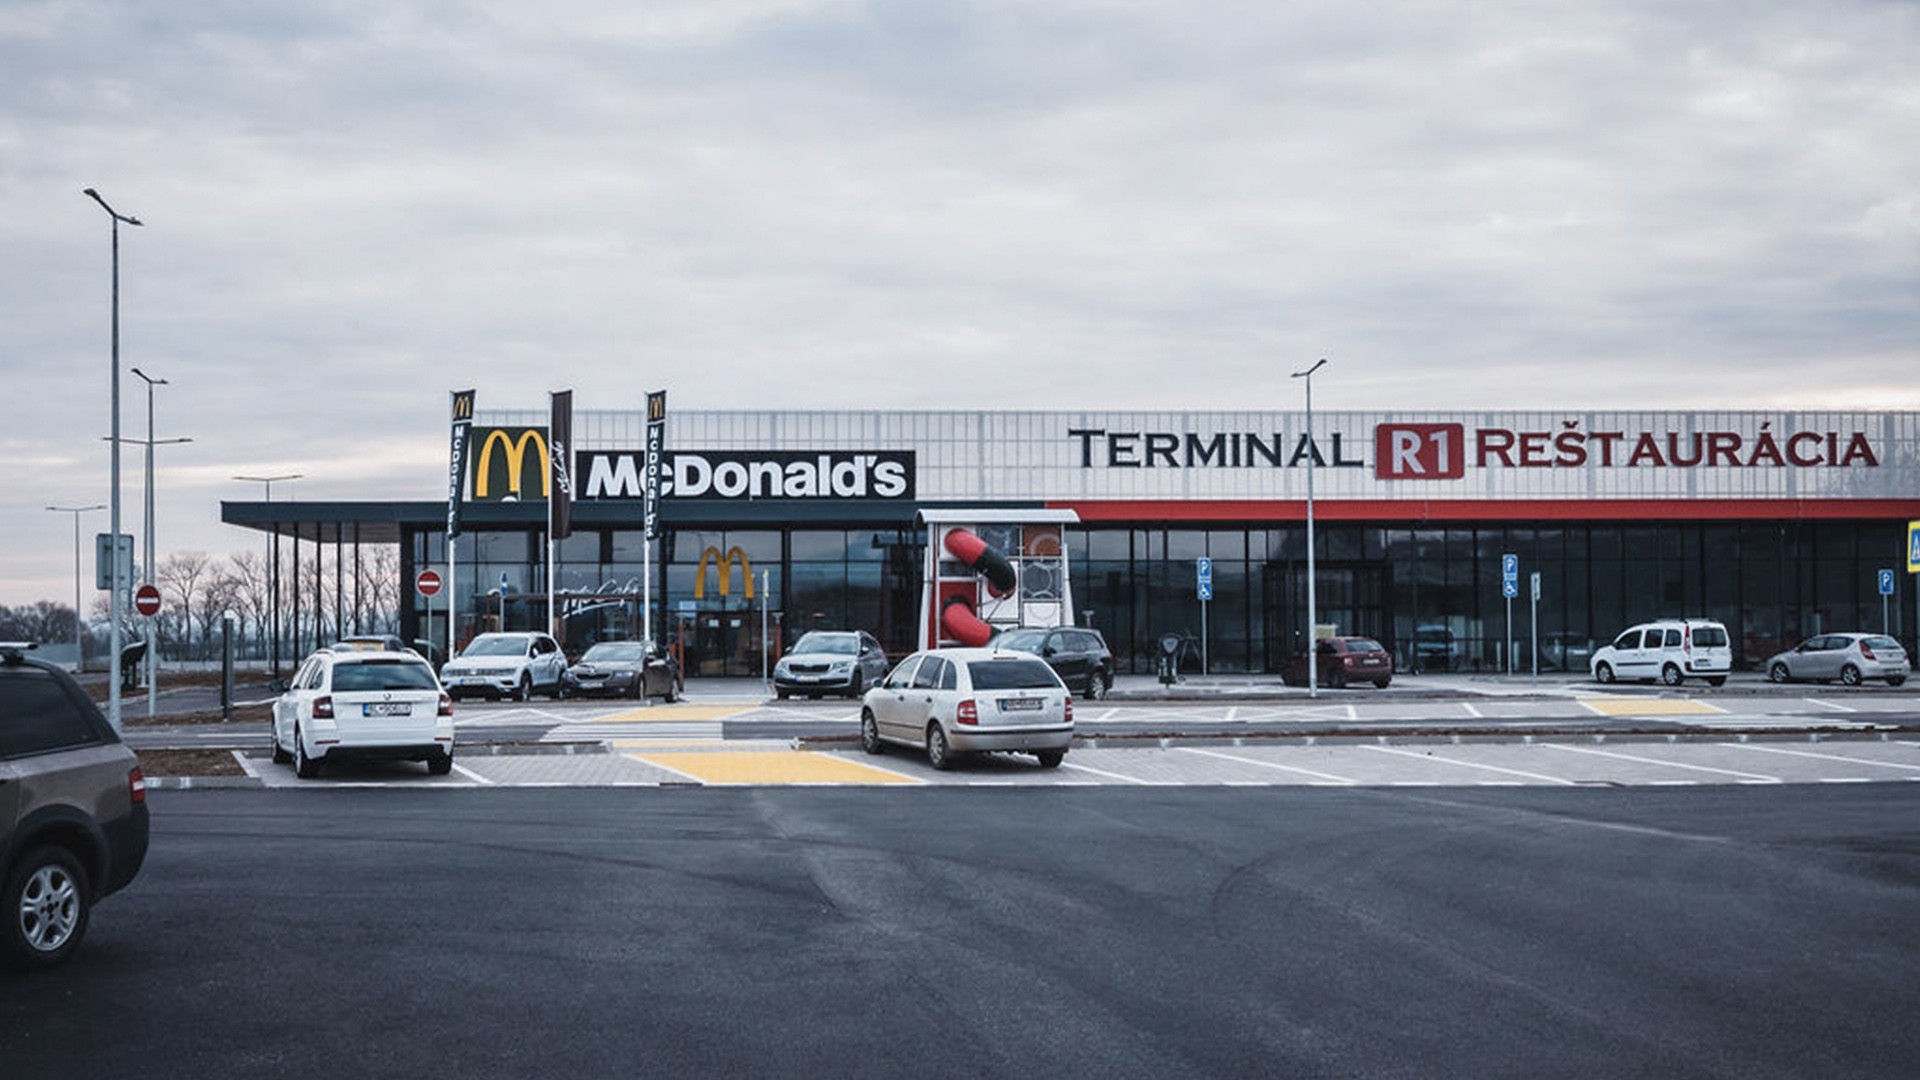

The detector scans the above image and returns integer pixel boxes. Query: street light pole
[1292,357,1328,699]
[46,504,105,672]
[234,473,302,679]
[84,187,141,733]
[130,367,190,718]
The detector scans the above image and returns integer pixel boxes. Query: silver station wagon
[859,648,1074,770]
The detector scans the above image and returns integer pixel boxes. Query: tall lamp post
[84,187,141,733]
[46,504,105,671]
[129,367,191,718]
[1292,357,1328,699]
[234,473,302,678]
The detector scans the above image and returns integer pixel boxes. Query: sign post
[1196,557,1213,675]
[417,569,443,661]
[1529,571,1541,679]
[1501,553,1518,675]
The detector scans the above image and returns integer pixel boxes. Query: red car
[1282,636,1394,689]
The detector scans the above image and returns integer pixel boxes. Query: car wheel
[1769,662,1791,684]
[1084,670,1107,701]
[1329,667,1346,689]
[860,710,883,755]
[1840,664,1863,687]
[1888,675,1907,687]
[926,722,954,771]
[1373,677,1391,689]
[1660,663,1683,687]
[1594,662,1615,685]
[1034,749,1064,769]
[427,750,453,776]
[776,688,790,700]
[663,678,680,704]
[847,672,864,699]
[270,725,292,765]
[1,846,91,972]
[294,724,322,779]
[1706,676,1726,687]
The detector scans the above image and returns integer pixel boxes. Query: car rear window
[331,660,439,693]
[0,668,107,758]
[1348,639,1384,653]
[1691,626,1728,647]
[1865,636,1901,650]
[968,658,1061,691]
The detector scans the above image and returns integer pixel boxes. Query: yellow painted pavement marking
[590,705,753,723]
[1580,697,1726,717]
[627,749,924,785]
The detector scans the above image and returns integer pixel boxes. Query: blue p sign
[1881,569,1897,596]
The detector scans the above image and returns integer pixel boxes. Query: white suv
[441,632,568,702]
[1590,619,1732,687]
[271,650,454,778]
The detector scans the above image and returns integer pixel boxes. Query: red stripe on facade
[1047,498,1920,522]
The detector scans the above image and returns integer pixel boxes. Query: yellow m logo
[472,427,550,501]
[693,546,755,600]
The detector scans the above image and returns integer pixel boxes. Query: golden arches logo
[473,427,550,501]
[451,389,475,422]
[693,545,754,600]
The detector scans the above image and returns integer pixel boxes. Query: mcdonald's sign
[470,426,551,502]
[693,546,755,600]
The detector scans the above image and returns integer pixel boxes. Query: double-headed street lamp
[129,367,190,717]
[234,473,303,677]
[45,504,105,671]
[84,187,141,733]
[1292,357,1329,699]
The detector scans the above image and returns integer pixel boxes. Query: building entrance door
[1262,561,1394,671]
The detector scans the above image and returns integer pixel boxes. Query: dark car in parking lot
[990,626,1115,699]
[561,641,683,701]
[1,642,149,971]
[1282,636,1394,689]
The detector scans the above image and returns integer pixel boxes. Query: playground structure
[915,509,1081,651]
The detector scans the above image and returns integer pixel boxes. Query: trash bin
[119,640,147,688]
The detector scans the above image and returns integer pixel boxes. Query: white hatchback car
[859,648,1074,770]
[272,650,454,778]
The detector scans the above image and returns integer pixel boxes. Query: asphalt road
[4,785,1915,1079]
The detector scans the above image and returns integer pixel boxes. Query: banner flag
[447,389,476,538]
[550,390,574,541]
[645,390,666,540]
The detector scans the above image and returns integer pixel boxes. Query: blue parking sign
[1501,553,1518,598]
[1196,557,1213,601]
[1881,569,1897,596]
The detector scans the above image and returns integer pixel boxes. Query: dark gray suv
[1,643,149,972]
[990,626,1115,699]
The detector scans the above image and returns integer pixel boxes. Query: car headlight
[829,660,853,673]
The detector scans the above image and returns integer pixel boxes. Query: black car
[989,626,1114,699]
[561,641,683,701]
[1,642,150,971]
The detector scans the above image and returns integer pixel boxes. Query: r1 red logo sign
[1375,423,1465,480]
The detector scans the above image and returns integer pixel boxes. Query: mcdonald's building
[222,406,1920,680]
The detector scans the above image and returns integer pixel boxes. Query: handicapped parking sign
[1501,553,1518,599]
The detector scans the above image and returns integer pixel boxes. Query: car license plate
[362,703,412,717]
[998,698,1043,711]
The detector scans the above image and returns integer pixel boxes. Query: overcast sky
[2,0,1915,607]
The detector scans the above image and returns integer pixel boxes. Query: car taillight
[1859,642,1877,660]
[957,699,978,725]
[439,692,454,717]
[129,766,146,804]
[312,695,334,719]
[1064,697,1073,723]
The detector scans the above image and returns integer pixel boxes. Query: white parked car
[441,631,568,702]
[1590,619,1732,687]
[271,650,454,779]
[1766,633,1909,687]
[859,648,1073,770]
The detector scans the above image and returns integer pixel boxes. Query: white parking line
[1460,703,1483,719]
[1058,760,1161,785]
[1540,743,1781,782]
[1360,744,1578,785]
[1178,747,1357,784]
[1804,698,1857,713]
[450,761,497,785]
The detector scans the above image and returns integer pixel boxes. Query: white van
[1590,619,1732,687]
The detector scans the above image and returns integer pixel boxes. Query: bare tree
[226,548,268,660]
[158,552,212,660]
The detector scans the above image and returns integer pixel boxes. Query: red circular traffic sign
[133,583,162,617]
[416,569,443,597]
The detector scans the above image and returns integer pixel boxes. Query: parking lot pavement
[209,732,1920,790]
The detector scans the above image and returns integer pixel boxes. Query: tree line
[0,546,402,669]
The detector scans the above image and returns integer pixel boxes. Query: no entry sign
[133,583,162,617]
[416,569,443,597]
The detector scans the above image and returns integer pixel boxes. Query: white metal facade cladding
[480,409,1920,504]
